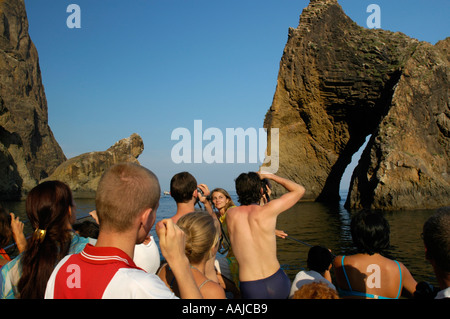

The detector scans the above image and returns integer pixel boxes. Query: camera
[261,178,271,202]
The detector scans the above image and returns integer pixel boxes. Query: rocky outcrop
[44,133,144,198]
[0,0,66,199]
[347,39,450,210]
[262,0,449,210]
[0,1,146,200]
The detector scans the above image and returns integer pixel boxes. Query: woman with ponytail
[0,181,93,299]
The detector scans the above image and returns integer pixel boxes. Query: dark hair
[307,246,334,274]
[170,172,197,203]
[235,172,263,205]
[350,210,390,255]
[0,205,12,248]
[18,181,74,299]
[73,220,99,239]
[423,208,450,272]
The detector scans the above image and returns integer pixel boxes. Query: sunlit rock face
[0,0,66,199]
[263,0,449,210]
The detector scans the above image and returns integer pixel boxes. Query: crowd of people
[0,162,449,299]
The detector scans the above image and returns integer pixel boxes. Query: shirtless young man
[226,172,305,299]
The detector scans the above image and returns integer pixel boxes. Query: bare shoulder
[227,205,254,218]
[226,205,239,216]
[394,259,414,276]
[156,263,173,287]
[333,255,344,267]
[202,280,226,299]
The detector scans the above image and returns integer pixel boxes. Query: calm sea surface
[2,191,438,287]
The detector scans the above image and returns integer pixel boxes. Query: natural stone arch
[262,0,450,210]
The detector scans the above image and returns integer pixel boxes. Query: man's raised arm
[258,172,305,215]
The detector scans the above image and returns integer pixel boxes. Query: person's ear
[140,208,155,231]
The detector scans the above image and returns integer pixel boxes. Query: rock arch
[263,0,450,210]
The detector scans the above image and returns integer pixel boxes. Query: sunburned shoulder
[227,205,263,219]
[229,204,262,213]
[335,254,401,270]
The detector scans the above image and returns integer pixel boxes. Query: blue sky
[24,0,449,192]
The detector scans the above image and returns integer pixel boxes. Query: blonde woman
[211,188,236,222]
[210,189,241,293]
[158,212,226,299]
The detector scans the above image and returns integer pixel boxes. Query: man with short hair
[45,163,202,299]
[169,172,212,224]
[226,171,305,299]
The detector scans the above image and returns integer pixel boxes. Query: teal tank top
[338,255,402,299]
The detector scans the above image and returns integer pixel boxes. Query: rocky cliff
[263,0,449,210]
[44,133,144,198]
[0,0,66,199]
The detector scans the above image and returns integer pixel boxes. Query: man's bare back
[226,173,305,296]
[226,203,279,281]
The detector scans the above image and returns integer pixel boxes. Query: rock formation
[262,0,449,210]
[0,0,66,199]
[44,133,144,198]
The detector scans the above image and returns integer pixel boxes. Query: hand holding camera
[197,183,210,203]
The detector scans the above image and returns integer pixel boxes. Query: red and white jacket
[45,244,177,299]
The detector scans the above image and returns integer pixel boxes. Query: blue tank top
[338,255,403,299]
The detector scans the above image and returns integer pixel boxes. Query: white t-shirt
[133,236,161,274]
[435,287,450,299]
